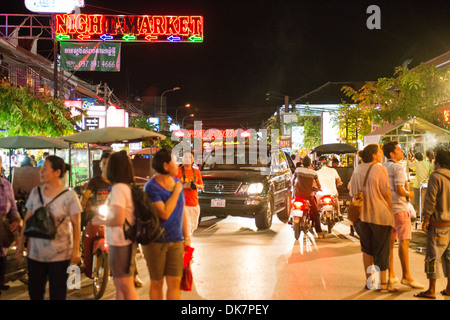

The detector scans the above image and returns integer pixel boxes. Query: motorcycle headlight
[247,183,264,195]
[98,204,108,219]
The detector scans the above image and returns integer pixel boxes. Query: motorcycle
[290,197,312,240]
[317,193,340,234]
[81,204,110,300]
[3,245,27,286]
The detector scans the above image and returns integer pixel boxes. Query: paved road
[1,216,447,301]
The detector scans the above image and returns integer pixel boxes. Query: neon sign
[444,110,450,124]
[54,14,203,43]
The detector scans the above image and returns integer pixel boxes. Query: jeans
[27,258,70,300]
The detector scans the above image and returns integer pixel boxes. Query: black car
[198,146,295,229]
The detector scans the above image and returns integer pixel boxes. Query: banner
[60,42,121,72]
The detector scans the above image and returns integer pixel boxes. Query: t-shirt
[317,166,340,196]
[144,177,185,243]
[349,163,394,227]
[409,160,433,189]
[383,160,409,213]
[105,183,135,247]
[85,175,112,206]
[25,186,82,262]
[294,167,318,197]
[176,166,203,207]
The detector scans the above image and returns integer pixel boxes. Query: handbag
[180,245,194,291]
[348,164,375,223]
[24,187,69,240]
[0,214,16,248]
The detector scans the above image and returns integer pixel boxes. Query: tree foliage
[340,63,450,132]
[0,81,81,137]
[129,115,175,149]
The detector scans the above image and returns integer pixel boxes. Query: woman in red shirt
[177,151,204,237]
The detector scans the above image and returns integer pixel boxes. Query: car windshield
[202,148,271,171]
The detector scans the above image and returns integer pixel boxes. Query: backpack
[124,184,165,245]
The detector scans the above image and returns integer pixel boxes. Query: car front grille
[202,180,242,194]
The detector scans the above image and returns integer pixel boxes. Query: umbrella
[129,147,159,156]
[312,143,357,156]
[0,135,69,149]
[62,127,166,145]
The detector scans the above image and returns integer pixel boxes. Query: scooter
[3,245,27,286]
[82,204,109,300]
[317,194,340,234]
[290,197,312,240]
[290,197,318,254]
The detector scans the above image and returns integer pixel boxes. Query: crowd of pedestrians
[1,141,448,300]
[348,142,449,297]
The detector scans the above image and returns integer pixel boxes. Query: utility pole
[104,82,108,127]
[52,14,59,99]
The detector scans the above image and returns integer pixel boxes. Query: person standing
[408,152,433,213]
[382,141,424,289]
[0,176,21,295]
[294,156,323,238]
[142,149,188,300]
[177,151,204,237]
[415,148,450,299]
[349,144,395,292]
[316,161,343,219]
[16,156,81,300]
[91,151,138,300]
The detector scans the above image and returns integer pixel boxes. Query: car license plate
[211,199,226,207]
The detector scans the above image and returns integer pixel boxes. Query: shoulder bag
[24,187,69,240]
[0,213,16,248]
[347,163,375,223]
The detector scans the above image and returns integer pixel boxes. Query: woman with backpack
[91,150,138,300]
[142,149,187,300]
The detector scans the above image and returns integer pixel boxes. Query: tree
[340,63,450,132]
[129,115,175,149]
[0,81,81,137]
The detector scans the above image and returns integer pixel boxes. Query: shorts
[142,241,184,280]
[425,226,450,279]
[359,221,392,271]
[185,205,201,236]
[391,211,411,241]
[109,244,136,278]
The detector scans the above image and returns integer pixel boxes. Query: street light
[160,86,180,115]
[176,104,191,123]
[182,114,194,127]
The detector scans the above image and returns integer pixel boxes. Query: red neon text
[55,14,203,37]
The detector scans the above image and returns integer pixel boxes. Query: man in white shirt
[317,162,342,217]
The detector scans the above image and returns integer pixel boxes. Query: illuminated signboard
[444,110,450,124]
[25,0,84,13]
[54,14,203,43]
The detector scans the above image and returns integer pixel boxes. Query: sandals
[414,291,436,299]
[378,282,398,293]
[440,290,450,297]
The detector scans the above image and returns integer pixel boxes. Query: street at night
[1,216,444,301]
[1,0,450,308]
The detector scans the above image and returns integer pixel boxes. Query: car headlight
[247,183,264,195]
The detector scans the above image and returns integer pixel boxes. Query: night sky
[4,0,450,129]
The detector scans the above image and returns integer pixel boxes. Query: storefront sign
[54,14,203,43]
[60,42,121,71]
[25,0,84,13]
[444,109,450,124]
[85,117,99,130]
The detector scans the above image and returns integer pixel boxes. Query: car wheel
[255,195,273,229]
[276,192,291,223]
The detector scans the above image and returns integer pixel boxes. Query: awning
[0,135,69,149]
[62,127,166,145]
